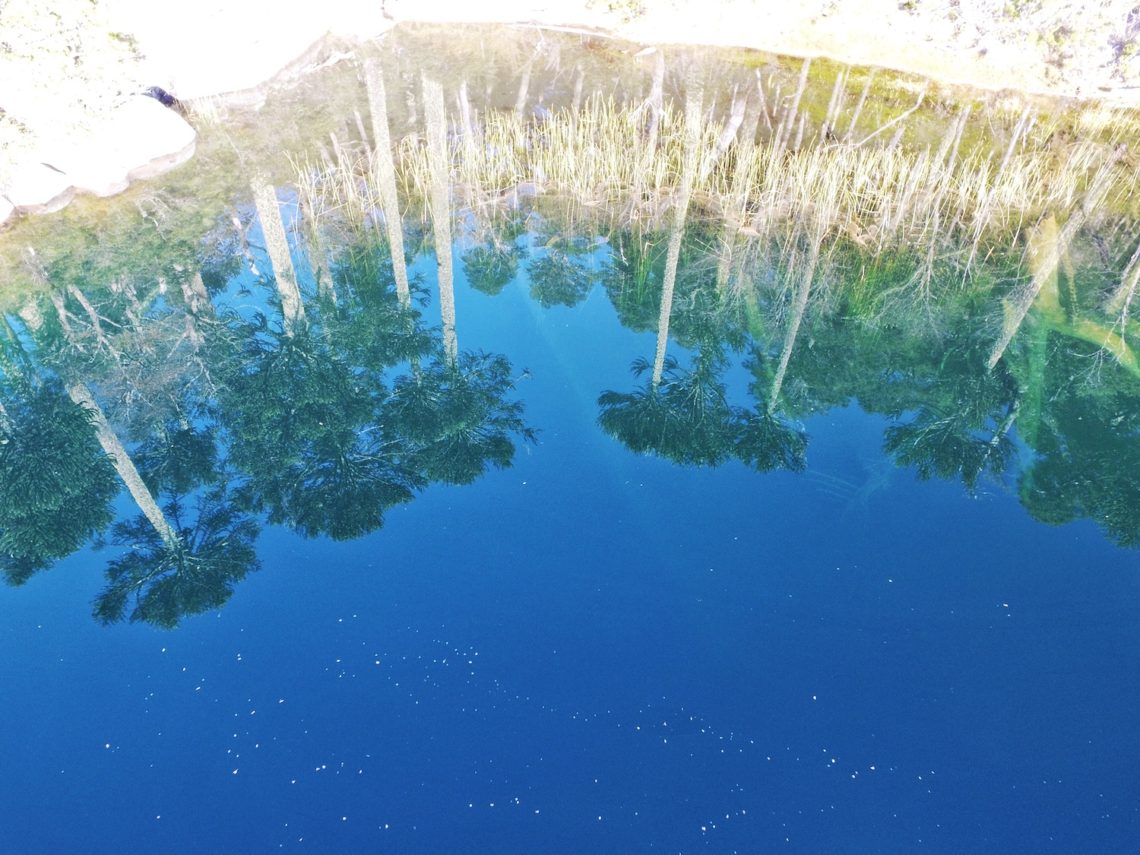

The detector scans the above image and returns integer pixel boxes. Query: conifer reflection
[527,230,598,308]
[387,349,536,485]
[1,198,537,624]
[734,344,809,473]
[599,347,737,467]
[0,366,118,584]
[92,485,260,627]
[4,35,1140,633]
[1018,341,1140,548]
[217,320,420,541]
[461,207,526,297]
[881,344,1020,493]
[10,267,262,625]
[463,243,521,296]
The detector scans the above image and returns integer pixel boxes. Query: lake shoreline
[390,1,1140,106]
[1,0,1138,227]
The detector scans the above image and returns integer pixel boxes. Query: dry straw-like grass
[293,87,1138,320]
[300,93,1130,251]
[289,82,1140,374]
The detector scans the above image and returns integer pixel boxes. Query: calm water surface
[1,24,1138,854]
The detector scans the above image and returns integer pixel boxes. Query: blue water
[3,236,1139,854]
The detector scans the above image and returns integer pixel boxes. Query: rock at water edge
[1,163,75,216]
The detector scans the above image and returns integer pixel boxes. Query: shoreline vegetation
[0,17,1138,384]
[1,0,1139,224]
[289,47,1139,369]
[1,22,1139,610]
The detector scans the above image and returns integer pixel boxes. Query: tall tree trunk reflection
[632,50,666,210]
[652,80,703,387]
[768,230,822,413]
[1105,238,1140,323]
[0,320,118,583]
[423,74,458,365]
[250,177,306,334]
[716,90,759,292]
[16,292,181,548]
[363,58,412,306]
[65,381,180,548]
[987,157,1116,370]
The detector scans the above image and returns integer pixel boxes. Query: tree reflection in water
[2,46,1138,630]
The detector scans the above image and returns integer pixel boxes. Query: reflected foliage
[593,214,1137,546]
[601,227,670,333]
[93,487,261,628]
[736,344,808,472]
[1,215,536,625]
[882,346,1020,493]
[599,354,737,466]
[601,221,746,350]
[734,408,808,473]
[136,425,218,496]
[216,322,419,539]
[462,206,529,297]
[463,244,520,296]
[324,240,435,370]
[527,250,595,308]
[1018,342,1140,548]
[0,381,118,583]
[3,128,1139,636]
[599,349,807,472]
[387,349,536,485]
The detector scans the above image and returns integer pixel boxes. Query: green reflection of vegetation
[0,377,118,584]
[1017,339,1140,549]
[598,349,808,472]
[527,239,597,309]
[217,321,420,541]
[387,350,536,485]
[93,487,261,629]
[0,188,536,625]
[599,352,738,467]
[463,244,520,296]
[1,24,1138,628]
[461,204,528,297]
[882,345,1020,494]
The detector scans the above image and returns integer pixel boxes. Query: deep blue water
[2,232,1139,855]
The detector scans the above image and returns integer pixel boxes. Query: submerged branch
[1105,238,1140,324]
[855,83,928,147]
[987,159,1118,370]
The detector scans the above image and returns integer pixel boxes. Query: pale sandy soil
[385,0,1140,103]
[613,0,1140,103]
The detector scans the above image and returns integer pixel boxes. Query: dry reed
[293,90,1133,298]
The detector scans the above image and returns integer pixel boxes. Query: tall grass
[293,82,1136,311]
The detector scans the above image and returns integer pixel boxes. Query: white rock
[114,97,197,182]
[1,162,75,215]
[39,139,131,199]
[105,0,334,101]
[0,196,14,227]
[39,97,197,197]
